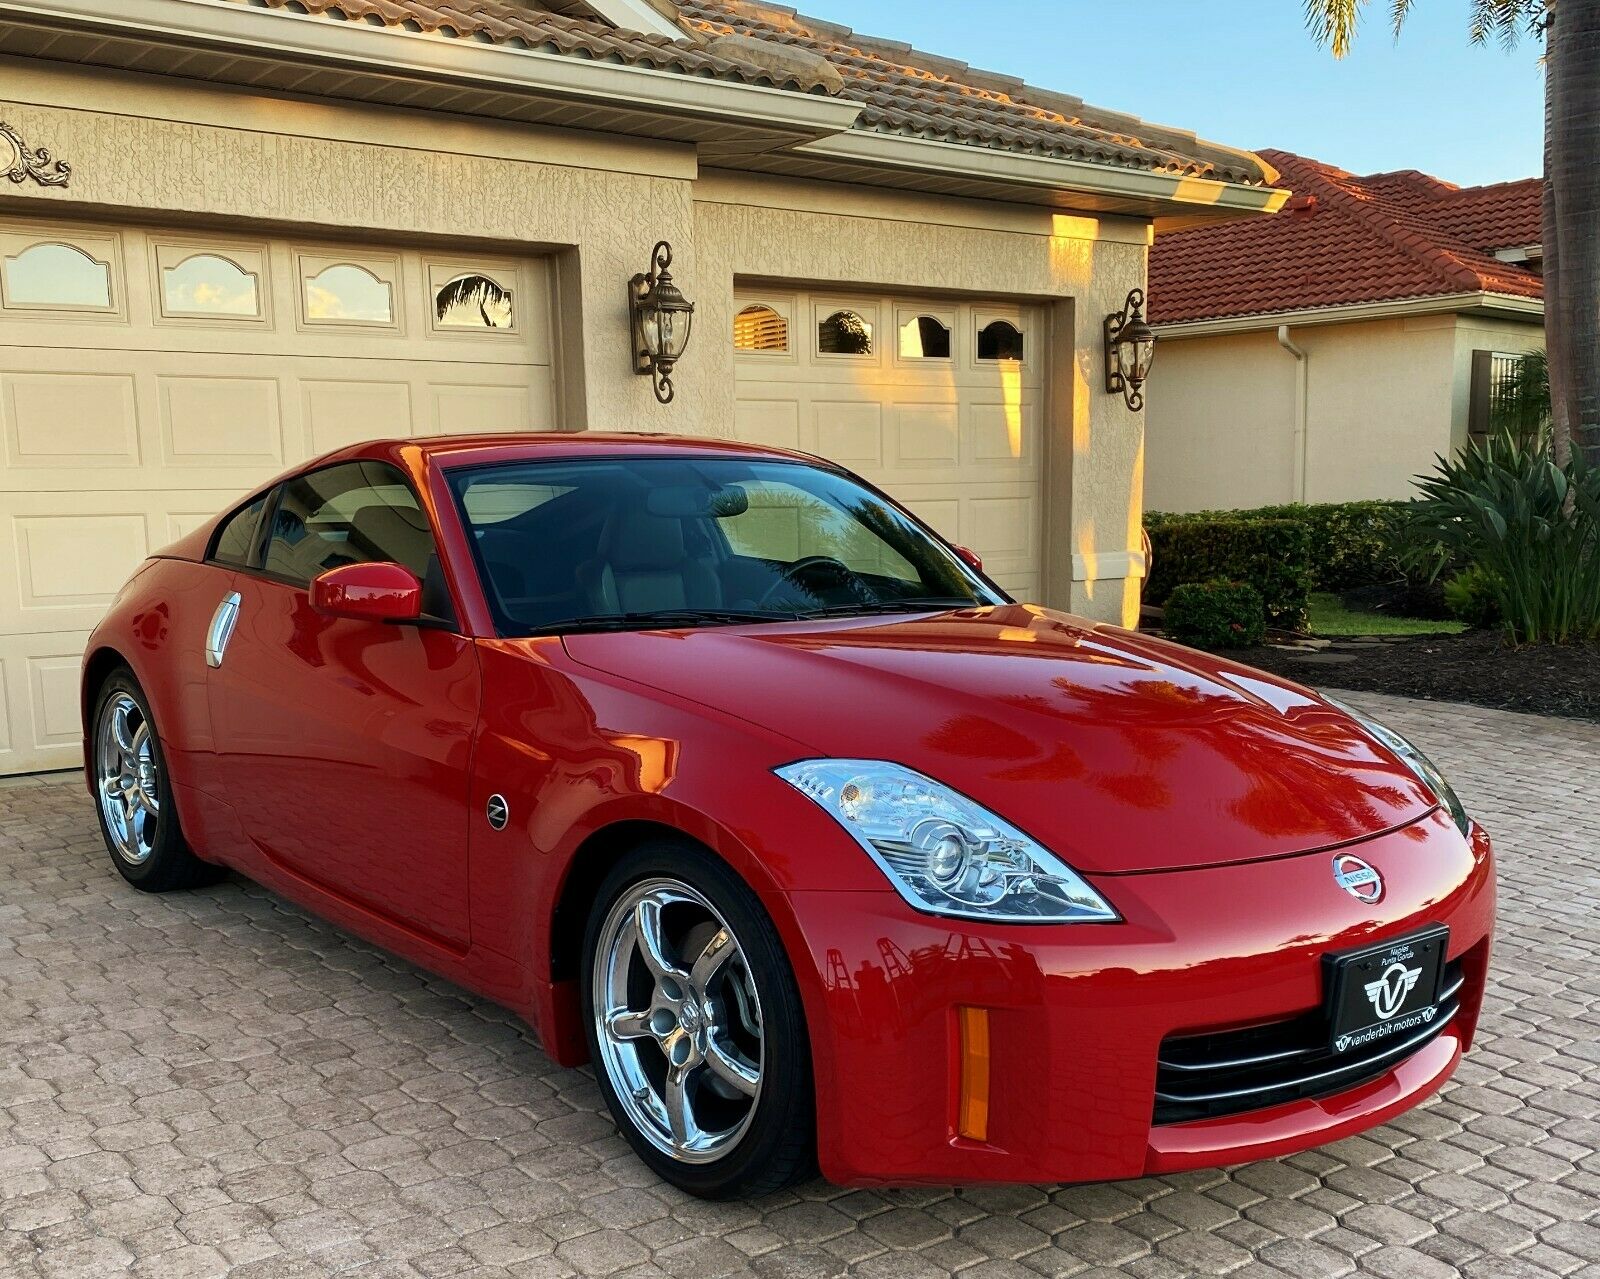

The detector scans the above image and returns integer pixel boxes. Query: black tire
[580,838,816,1198]
[89,668,226,893]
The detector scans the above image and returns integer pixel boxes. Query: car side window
[208,494,267,567]
[262,462,443,602]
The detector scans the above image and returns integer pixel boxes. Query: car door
[204,460,479,950]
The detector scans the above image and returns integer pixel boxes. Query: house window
[161,252,261,319]
[819,309,874,356]
[300,259,395,326]
[977,319,1024,362]
[733,303,789,353]
[1,241,114,310]
[899,314,952,360]
[435,273,515,329]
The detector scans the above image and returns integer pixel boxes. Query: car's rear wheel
[91,669,225,892]
[581,840,815,1197]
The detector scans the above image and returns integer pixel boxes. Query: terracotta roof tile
[221,0,1271,184]
[1149,149,1543,325]
[230,0,840,93]
[675,0,1267,182]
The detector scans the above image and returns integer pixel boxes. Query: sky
[790,0,1544,187]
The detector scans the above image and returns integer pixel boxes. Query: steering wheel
[757,555,874,608]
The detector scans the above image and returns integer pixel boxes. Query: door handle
[205,592,242,668]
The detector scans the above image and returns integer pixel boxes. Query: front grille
[1152,962,1464,1125]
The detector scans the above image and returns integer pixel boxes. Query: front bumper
[787,809,1494,1186]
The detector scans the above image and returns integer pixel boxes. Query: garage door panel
[890,403,960,467]
[2,368,141,471]
[734,397,801,452]
[159,374,285,468]
[302,378,415,455]
[814,402,883,468]
[0,631,90,774]
[0,218,557,773]
[969,399,1039,467]
[736,289,1044,608]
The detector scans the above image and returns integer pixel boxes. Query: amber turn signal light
[956,1006,991,1142]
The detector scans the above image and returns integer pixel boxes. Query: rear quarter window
[208,495,267,567]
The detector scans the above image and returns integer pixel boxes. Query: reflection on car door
[204,461,479,949]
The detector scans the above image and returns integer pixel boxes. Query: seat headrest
[608,507,690,571]
[351,502,432,576]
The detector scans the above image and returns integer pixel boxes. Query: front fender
[470,640,892,1062]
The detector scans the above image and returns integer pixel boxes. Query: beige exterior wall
[2,54,1153,628]
[1145,311,1543,513]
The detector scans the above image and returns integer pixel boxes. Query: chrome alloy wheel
[96,692,160,865]
[592,878,765,1164]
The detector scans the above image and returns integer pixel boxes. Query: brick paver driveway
[2,692,1596,1279]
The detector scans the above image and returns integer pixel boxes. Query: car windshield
[448,455,1005,636]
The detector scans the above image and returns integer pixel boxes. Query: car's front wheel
[581,840,815,1197]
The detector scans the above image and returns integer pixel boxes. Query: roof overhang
[0,0,864,158]
[0,0,1283,220]
[772,132,1290,223]
[1154,291,1544,339]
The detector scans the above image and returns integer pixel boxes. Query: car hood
[560,604,1436,874]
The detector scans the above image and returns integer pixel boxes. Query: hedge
[1145,517,1311,631]
[1145,501,1409,592]
[1164,579,1266,650]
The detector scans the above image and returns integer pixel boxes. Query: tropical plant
[1441,563,1504,627]
[1302,0,1600,466]
[1490,347,1553,446]
[1409,430,1600,643]
[1163,579,1267,650]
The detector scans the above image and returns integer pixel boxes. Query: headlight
[776,760,1118,923]
[1324,696,1470,836]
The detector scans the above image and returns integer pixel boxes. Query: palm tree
[1301,0,1600,466]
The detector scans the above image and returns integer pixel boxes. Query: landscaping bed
[1217,628,1600,722]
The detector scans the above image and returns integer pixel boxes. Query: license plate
[1325,925,1448,1055]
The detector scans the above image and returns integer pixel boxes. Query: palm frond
[1303,0,1365,57]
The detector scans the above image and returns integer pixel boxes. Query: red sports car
[82,434,1494,1198]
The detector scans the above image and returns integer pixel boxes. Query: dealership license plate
[1326,925,1448,1055]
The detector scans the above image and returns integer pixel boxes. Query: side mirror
[953,545,984,573]
[310,561,423,623]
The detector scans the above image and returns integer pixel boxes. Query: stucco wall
[1,57,1156,621]
[1146,311,1539,513]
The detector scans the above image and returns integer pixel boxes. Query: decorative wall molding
[1,122,71,188]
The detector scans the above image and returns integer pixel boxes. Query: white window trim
[732,297,795,359]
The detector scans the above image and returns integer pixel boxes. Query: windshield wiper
[794,598,976,619]
[528,608,796,636]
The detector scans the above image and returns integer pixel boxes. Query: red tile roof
[219,0,1272,185]
[676,1,1269,183]
[1149,149,1543,326]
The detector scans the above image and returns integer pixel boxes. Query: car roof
[327,432,828,473]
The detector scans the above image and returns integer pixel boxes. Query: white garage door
[732,289,1044,602]
[0,215,556,775]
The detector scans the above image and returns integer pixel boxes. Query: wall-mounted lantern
[630,241,694,404]
[1104,287,1158,411]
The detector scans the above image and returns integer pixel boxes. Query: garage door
[0,216,556,774]
[732,289,1043,602]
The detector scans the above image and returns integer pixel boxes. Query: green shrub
[1145,518,1311,631]
[1410,431,1600,644]
[1441,565,1502,629]
[1145,501,1409,591]
[1164,580,1266,650]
